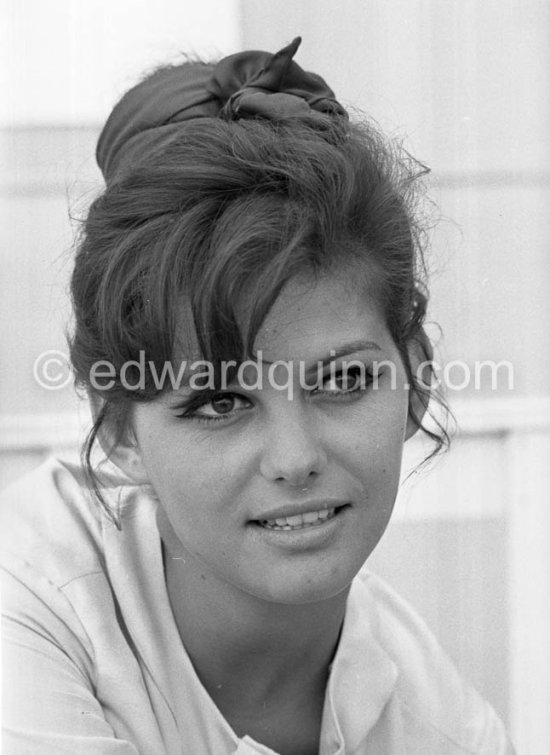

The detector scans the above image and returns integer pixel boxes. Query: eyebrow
[252,339,383,370]
[314,340,383,367]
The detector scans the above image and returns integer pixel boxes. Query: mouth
[255,505,349,531]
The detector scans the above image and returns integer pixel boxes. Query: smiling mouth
[256,506,347,531]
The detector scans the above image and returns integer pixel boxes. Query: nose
[259,407,328,487]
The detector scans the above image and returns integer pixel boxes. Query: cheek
[341,397,408,467]
[336,417,407,522]
[136,426,242,524]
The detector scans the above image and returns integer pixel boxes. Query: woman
[1,38,514,753]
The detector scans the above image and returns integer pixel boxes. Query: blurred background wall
[2,1,549,750]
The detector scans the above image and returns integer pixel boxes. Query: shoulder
[0,456,159,675]
[0,457,106,587]
[353,569,514,753]
[0,458,113,686]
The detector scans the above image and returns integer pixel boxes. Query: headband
[96,37,347,183]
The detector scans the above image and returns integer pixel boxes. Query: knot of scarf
[209,36,346,120]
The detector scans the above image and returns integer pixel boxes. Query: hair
[69,80,449,523]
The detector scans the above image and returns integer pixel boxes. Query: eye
[201,394,238,416]
[174,392,253,422]
[323,368,363,392]
[317,365,372,397]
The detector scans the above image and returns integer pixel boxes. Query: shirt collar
[321,574,399,753]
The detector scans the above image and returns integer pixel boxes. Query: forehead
[252,273,391,362]
[172,269,390,366]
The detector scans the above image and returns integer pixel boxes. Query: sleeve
[1,566,138,755]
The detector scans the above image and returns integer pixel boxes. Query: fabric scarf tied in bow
[209,36,346,120]
[97,37,347,182]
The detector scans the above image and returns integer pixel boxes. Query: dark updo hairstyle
[69,61,449,521]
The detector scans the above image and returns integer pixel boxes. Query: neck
[162,542,348,706]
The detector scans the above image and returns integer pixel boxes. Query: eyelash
[316,366,374,397]
[172,366,374,424]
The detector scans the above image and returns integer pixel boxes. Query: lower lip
[248,506,349,551]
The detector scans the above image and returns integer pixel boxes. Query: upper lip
[252,500,349,521]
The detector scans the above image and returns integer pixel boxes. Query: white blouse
[1,457,514,754]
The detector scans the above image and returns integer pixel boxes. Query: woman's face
[131,273,412,605]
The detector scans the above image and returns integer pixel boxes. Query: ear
[89,395,151,484]
[106,432,151,485]
[405,327,434,441]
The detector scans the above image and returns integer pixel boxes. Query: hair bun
[96,37,346,183]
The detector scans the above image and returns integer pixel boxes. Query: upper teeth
[261,508,335,530]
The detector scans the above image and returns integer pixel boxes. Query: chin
[247,562,360,607]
